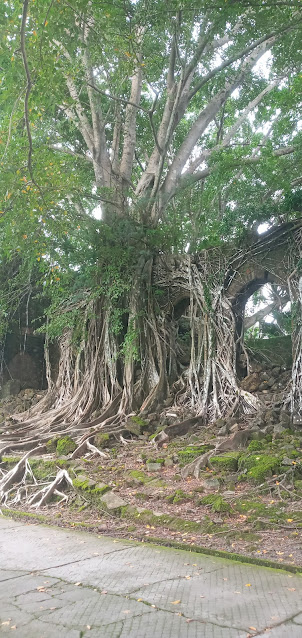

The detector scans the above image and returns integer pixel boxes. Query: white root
[28,469,73,508]
[0,448,40,504]
[71,438,107,459]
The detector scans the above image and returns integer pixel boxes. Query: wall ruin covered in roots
[0,220,301,456]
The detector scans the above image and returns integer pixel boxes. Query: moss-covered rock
[166,489,193,504]
[56,436,76,456]
[198,494,231,513]
[127,469,150,484]
[45,438,59,453]
[211,452,241,472]
[127,415,148,436]
[178,446,210,467]
[247,440,263,452]
[94,432,110,448]
[238,453,281,483]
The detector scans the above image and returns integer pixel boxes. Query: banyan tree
[0,0,301,463]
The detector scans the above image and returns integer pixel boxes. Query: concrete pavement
[0,517,302,637]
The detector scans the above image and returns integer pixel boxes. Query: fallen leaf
[137,598,143,602]
[171,600,181,604]
[287,519,293,523]
[245,584,251,587]
[249,627,257,631]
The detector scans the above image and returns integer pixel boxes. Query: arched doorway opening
[235,281,292,378]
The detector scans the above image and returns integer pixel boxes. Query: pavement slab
[0,516,302,637]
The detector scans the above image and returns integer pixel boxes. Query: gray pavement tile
[0,517,130,571]
[40,590,155,630]
[1,517,302,638]
[0,618,81,637]
[119,610,246,638]
[260,623,302,637]
[0,574,60,600]
[44,543,222,594]
[0,568,28,582]
[133,563,302,633]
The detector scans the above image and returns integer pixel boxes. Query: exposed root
[181,451,214,479]
[71,438,107,460]
[28,469,73,508]
[0,223,300,490]
[0,452,74,509]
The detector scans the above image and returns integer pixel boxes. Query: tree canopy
[1,0,302,255]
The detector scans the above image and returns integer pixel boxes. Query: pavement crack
[34,544,130,574]
[0,571,29,584]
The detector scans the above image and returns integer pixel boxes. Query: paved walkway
[0,517,302,637]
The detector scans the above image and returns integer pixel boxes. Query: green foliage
[0,0,301,348]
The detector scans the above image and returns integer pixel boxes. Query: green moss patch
[178,446,210,467]
[121,506,202,533]
[94,433,110,448]
[238,453,281,483]
[56,436,76,456]
[198,494,231,513]
[166,489,193,504]
[211,452,241,472]
[29,458,69,480]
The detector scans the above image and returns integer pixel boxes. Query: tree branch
[48,144,93,162]
[185,78,280,177]
[119,29,144,184]
[20,0,33,175]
